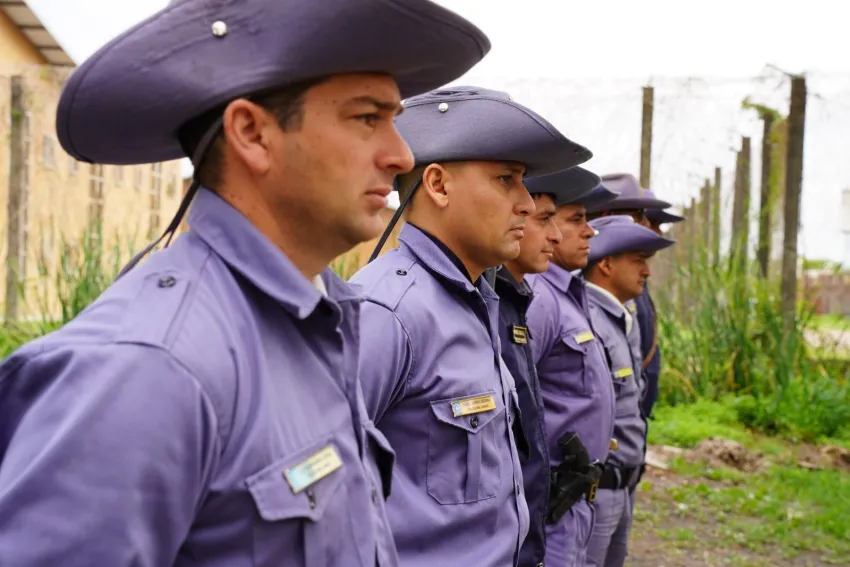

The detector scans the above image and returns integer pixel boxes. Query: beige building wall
[0,9,46,65]
[0,65,183,320]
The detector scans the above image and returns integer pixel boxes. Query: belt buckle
[587,479,599,503]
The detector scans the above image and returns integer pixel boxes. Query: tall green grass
[1,223,133,358]
[655,242,850,442]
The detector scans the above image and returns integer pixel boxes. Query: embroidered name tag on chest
[574,331,595,344]
[615,367,634,379]
[283,445,343,494]
[451,394,497,417]
[511,325,529,344]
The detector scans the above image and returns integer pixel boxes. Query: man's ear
[420,163,451,209]
[222,99,275,176]
[598,256,614,277]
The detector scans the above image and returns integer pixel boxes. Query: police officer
[585,174,673,419]
[641,189,686,415]
[645,189,687,236]
[579,215,674,567]
[495,167,601,567]
[0,1,491,565]
[351,86,593,567]
[524,171,621,567]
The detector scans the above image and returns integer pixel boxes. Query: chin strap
[368,178,421,263]
[115,117,223,280]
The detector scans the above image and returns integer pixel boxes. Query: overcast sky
[27,0,850,263]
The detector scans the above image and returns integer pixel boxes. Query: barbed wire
[454,67,850,263]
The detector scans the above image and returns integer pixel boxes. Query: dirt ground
[626,445,849,567]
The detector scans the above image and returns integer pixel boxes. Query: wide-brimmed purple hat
[395,86,592,178]
[574,184,621,210]
[56,0,492,165]
[368,86,593,263]
[587,215,675,263]
[585,172,671,213]
[523,166,604,206]
[643,189,686,224]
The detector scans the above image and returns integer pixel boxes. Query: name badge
[511,325,529,344]
[451,394,497,417]
[615,367,634,379]
[574,331,595,344]
[283,445,343,494]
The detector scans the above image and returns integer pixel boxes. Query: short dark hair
[395,165,426,212]
[178,76,328,189]
[581,261,599,280]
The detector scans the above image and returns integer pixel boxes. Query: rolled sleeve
[0,343,220,567]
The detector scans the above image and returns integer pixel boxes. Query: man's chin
[498,242,522,263]
[344,216,386,248]
[529,258,550,274]
[564,256,588,271]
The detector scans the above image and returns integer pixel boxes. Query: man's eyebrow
[348,96,404,115]
[497,161,526,175]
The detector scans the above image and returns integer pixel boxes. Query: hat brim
[397,92,592,177]
[588,225,676,263]
[524,166,601,206]
[56,0,491,165]
[570,184,620,209]
[647,209,686,224]
[586,196,672,214]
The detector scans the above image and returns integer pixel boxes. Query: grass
[1,223,133,357]
[813,314,850,331]
[655,243,850,443]
[635,400,850,566]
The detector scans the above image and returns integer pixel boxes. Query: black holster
[545,432,603,524]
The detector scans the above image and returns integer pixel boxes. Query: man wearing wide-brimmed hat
[639,188,686,416]
[494,166,601,567]
[0,1,491,565]
[644,189,687,235]
[586,175,677,423]
[351,86,593,567]
[579,215,675,567]
[523,173,621,567]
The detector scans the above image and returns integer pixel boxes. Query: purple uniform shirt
[350,223,530,567]
[495,269,551,567]
[586,286,647,471]
[525,264,616,566]
[0,188,398,567]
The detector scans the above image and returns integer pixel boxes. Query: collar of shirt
[585,281,633,335]
[405,222,472,282]
[494,267,533,308]
[187,187,357,319]
[398,223,497,299]
[538,262,585,304]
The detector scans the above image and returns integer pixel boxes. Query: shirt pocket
[611,366,638,418]
[246,436,351,567]
[426,391,503,505]
[557,330,597,396]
